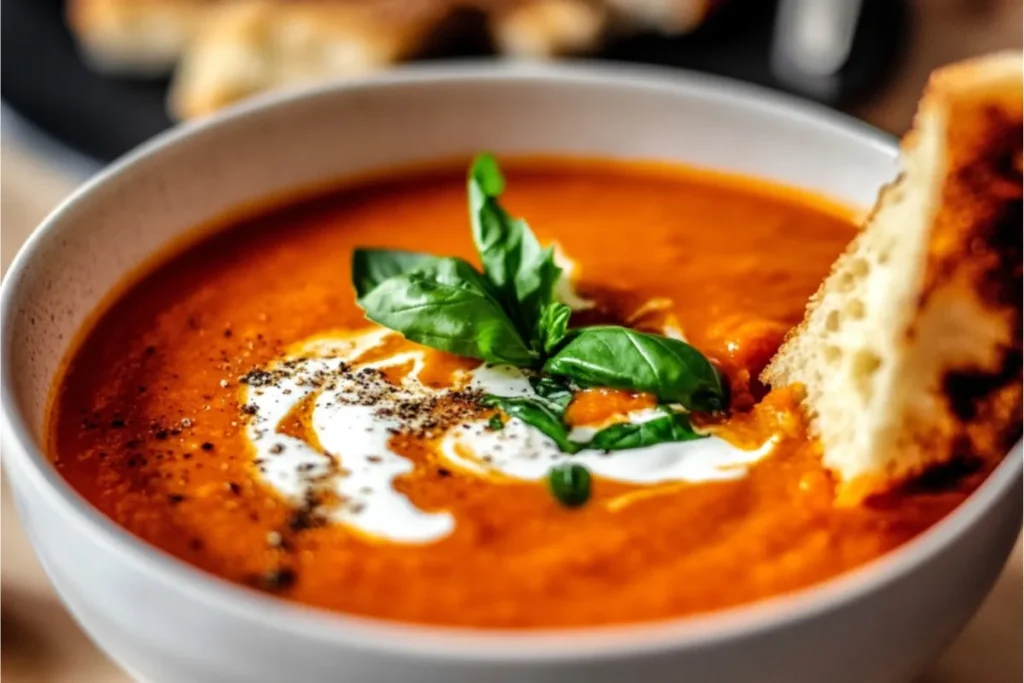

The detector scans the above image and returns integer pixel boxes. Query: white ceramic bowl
[2,64,1021,683]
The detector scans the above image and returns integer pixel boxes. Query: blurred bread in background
[168,0,462,118]
[66,0,720,119]
[488,0,609,59]
[607,0,719,34]
[67,0,213,75]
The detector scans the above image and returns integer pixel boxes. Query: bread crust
[761,52,1023,503]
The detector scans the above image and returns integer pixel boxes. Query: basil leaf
[352,248,442,299]
[548,462,591,507]
[539,301,571,354]
[543,326,728,412]
[482,394,580,454]
[468,154,563,350]
[528,375,575,412]
[588,410,704,451]
[358,257,536,366]
[469,152,506,196]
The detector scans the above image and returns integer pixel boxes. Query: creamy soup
[49,159,989,628]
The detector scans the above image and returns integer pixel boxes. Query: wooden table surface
[2,1,1021,680]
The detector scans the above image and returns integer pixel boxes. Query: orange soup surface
[49,160,988,628]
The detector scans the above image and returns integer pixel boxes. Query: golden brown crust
[761,52,1023,503]
[924,88,1023,471]
[890,54,1023,483]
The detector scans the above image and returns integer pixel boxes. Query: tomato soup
[48,160,987,628]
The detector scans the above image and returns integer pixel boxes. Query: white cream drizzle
[242,328,778,545]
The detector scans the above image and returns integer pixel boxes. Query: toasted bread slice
[761,52,1023,504]
[67,0,214,76]
[169,0,458,119]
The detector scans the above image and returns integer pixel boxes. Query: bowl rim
[2,60,1021,662]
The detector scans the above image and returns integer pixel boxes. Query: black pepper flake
[110,419,126,429]
[154,429,169,441]
[201,442,214,451]
[223,328,233,338]
[366,455,383,464]
[227,481,241,495]
[144,345,156,356]
[167,493,186,505]
[437,467,452,478]
[240,370,273,387]
[269,443,285,455]
[260,568,296,591]
[241,404,258,416]
[288,509,316,532]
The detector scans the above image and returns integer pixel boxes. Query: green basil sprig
[359,257,536,366]
[482,394,581,454]
[353,153,730,422]
[352,248,442,299]
[528,375,575,411]
[544,326,728,412]
[468,154,564,353]
[484,377,704,456]
[538,301,571,354]
[587,408,703,450]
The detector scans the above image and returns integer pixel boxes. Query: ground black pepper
[259,568,296,590]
